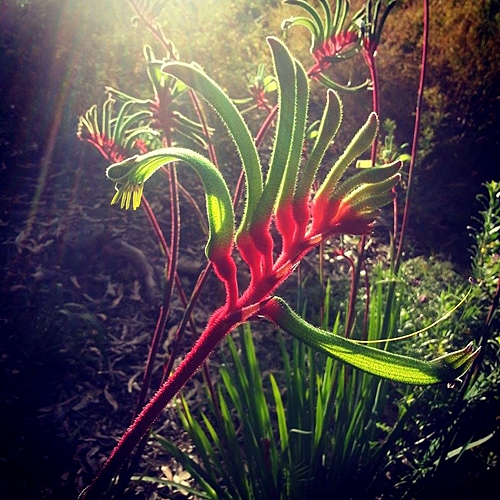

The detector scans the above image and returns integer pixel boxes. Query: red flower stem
[164,160,181,339]
[161,264,213,382]
[118,269,213,495]
[134,305,170,416]
[141,193,204,370]
[377,0,430,342]
[138,195,192,390]
[82,212,324,499]
[255,104,278,148]
[345,245,363,336]
[188,88,219,167]
[361,257,371,338]
[141,196,168,255]
[393,188,398,242]
[233,170,246,214]
[120,133,182,496]
[178,181,209,235]
[395,0,429,271]
[133,156,180,411]
[121,172,178,490]
[130,8,220,425]
[119,189,209,497]
[135,195,171,415]
[80,312,241,500]
[201,358,222,421]
[127,0,179,62]
[318,239,325,287]
[127,0,218,171]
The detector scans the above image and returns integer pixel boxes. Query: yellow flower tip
[110,181,144,211]
[132,183,144,210]
[110,187,121,206]
[123,188,132,210]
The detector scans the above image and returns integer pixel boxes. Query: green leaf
[443,432,495,462]
[152,433,222,499]
[131,474,213,499]
[262,297,478,385]
[269,373,289,453]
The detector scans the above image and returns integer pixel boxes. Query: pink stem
[395,0,429,270]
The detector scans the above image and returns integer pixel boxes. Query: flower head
[77,101,128,163]
[110,179,145,211]
[106,155,147,210]
[77,97,154,164]
[310,30,360,76]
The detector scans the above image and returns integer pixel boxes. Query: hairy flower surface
[310,30,360,75]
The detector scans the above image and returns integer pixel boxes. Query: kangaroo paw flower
[262,296,479,385]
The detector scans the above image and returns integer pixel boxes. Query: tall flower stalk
[79,35,477,499]
[395,0,429,269]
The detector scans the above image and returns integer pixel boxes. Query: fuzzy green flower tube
[106,147,238,304]
[314,111,379,203]
[160,60,263,238]
[261,296,478,385]
[107,148,234,255]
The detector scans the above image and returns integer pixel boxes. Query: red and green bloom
[104,37,476,388]
[282,0,368,91]
[310,30,359,76]
[80,36,477,500]
[77,98,129,163]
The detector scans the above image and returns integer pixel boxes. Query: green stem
[379,0,430,341]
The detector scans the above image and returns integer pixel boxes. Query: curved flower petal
[262,296,479,385]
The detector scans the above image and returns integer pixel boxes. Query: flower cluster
[77,100,128,163]
[310,30,360,76]
[79,31,478,500]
